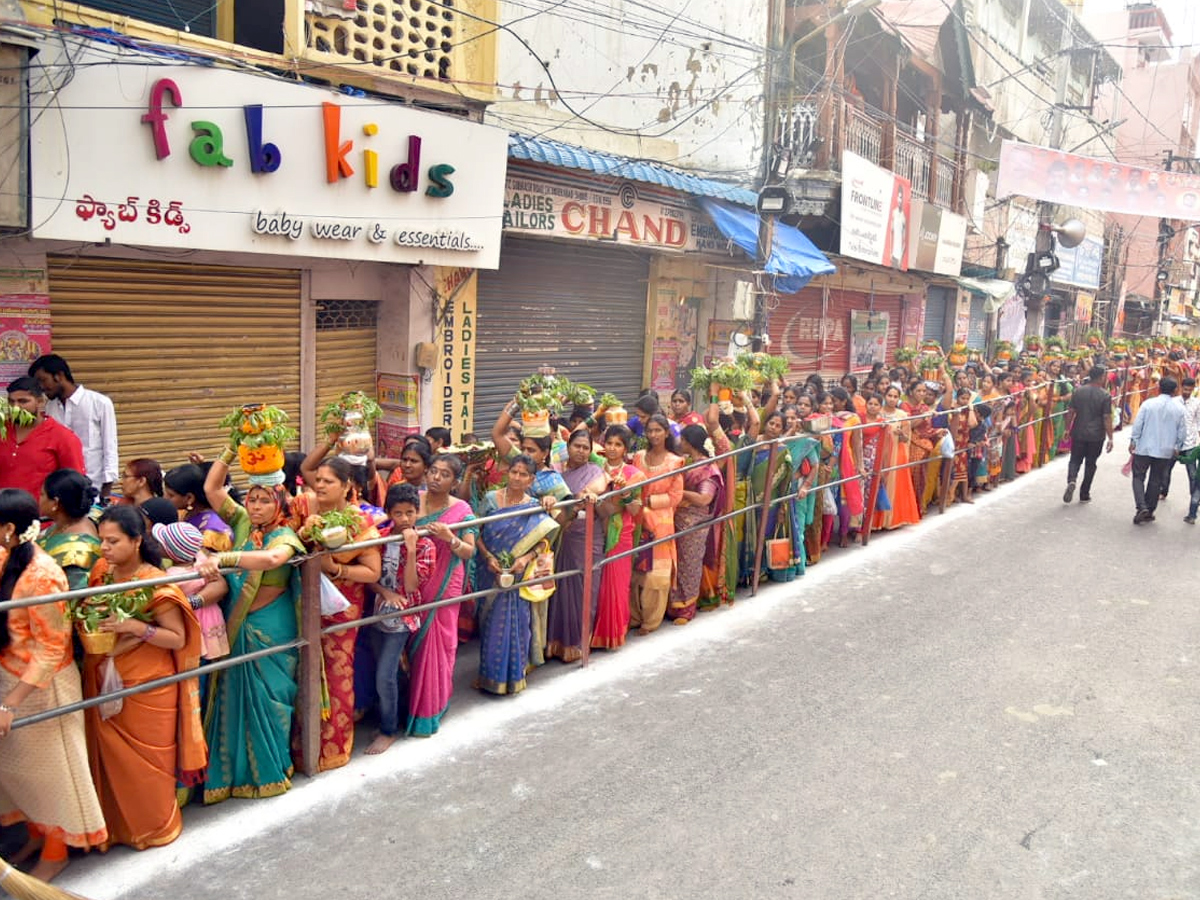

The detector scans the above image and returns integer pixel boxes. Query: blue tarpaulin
[701,199,836,294]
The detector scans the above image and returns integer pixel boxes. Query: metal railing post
[297,556,323,778]
[750,442,779,593]
[1038,385,1055,467]
[938,442,953,513]
[580,495,596,668]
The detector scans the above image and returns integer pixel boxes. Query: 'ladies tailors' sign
[31,52,507,268]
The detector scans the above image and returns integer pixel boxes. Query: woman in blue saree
[775,423,820,582]
[196,456,305,803]
[474,455,560,696]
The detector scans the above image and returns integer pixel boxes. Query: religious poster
[849,310,889,369]
[0,294,50,385]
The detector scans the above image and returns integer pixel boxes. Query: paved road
[60,442,1200,900]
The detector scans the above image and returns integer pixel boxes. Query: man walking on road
[1063,365,1114,504]
[1178,377,1200,523]
[1129,376,1186,524]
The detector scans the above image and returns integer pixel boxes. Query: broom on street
[0,858,93,900]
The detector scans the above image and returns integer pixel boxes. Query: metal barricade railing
[3,365,1155,776]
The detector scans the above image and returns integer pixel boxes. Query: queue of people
[0,341,1168,884]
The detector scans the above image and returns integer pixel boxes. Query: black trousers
[1131,454,1174,514]
[1066,438,1103,499]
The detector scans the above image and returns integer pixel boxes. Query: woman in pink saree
[410,455,477,736]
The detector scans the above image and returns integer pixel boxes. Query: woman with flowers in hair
[195,442,306,804]
[668,425,724,623]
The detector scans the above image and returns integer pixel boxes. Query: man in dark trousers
[1129,375,1186,524]
[1063,365,1114,504]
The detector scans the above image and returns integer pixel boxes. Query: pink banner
[997,140,1200,219]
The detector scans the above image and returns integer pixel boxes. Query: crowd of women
[0,343,1148,883]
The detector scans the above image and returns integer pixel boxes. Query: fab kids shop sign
[31,57,507,268]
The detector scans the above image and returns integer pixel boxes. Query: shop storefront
[472,143,743,425]
[24,36,506,464]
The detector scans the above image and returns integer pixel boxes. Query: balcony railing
[894,131,931,200]
[934,154,956,208]
[845,104,883,166]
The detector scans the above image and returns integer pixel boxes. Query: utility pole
[1156,150,1174,338]
[1028,17,1073,340]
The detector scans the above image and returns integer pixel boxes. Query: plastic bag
[938,431,955,459]
[99,657,123,721]
[519,541,556,602]
[319,574,351,617]
[1121,454,1133,477]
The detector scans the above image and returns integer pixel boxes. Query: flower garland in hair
[17,521,39,545]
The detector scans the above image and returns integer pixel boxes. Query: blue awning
[508,134,757,206]
[700,199,836,294]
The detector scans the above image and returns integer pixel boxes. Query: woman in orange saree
[872,385,922,530]
[631,415,683,633]
[293,454,382,772]
[84,505,207,851]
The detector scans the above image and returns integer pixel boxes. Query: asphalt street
[58,439,1200,900]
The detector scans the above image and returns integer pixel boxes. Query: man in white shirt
[28,354,119,500]
[1179,377,1200,523]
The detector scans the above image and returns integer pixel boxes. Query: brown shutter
[47,256,302,474]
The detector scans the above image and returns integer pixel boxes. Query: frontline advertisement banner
[840,151,912,270]
[997,140,1200,220]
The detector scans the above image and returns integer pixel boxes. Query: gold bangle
[217,551,242,568]
[336,564,346,579]
[219,447,236,465]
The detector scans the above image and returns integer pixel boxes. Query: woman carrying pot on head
[0,488,106,882]
[588,425,644,650]
[193,448,306,803]
[84,505,206,850]
[164,463,233,554]
[474,455,559,695]
[38,468,100,591]
[545,428,606,661]
[294,451,382,771]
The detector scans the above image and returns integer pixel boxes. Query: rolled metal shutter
[81,0,217,36]
[967,295,987,349]
[47,256,302,471]
[923,286,952,345]
[315,301,378,422]
[474,239,650,425]
[770,288,902,378]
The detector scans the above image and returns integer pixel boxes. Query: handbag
[766,517,793,571]
[519,541,556,602]
[196,604,230,659]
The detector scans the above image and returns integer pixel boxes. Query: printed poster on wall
[849,310,889,369]
[0,294,50,385]
[840,151,911,271]
[907,199,967,276]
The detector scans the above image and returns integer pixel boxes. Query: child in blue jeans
[366,483,435,755]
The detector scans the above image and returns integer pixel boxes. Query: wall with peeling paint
[487,0,767,178]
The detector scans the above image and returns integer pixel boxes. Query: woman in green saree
[739,410,792,586]
[37,468,100,590]
[194,455,305,803]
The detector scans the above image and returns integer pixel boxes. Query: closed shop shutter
[769,288,903,378]
[967,295,987,349]
[47,256,301,472]
[924,286,952,345]
[475,238,650,425]
[315,300,378,422]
